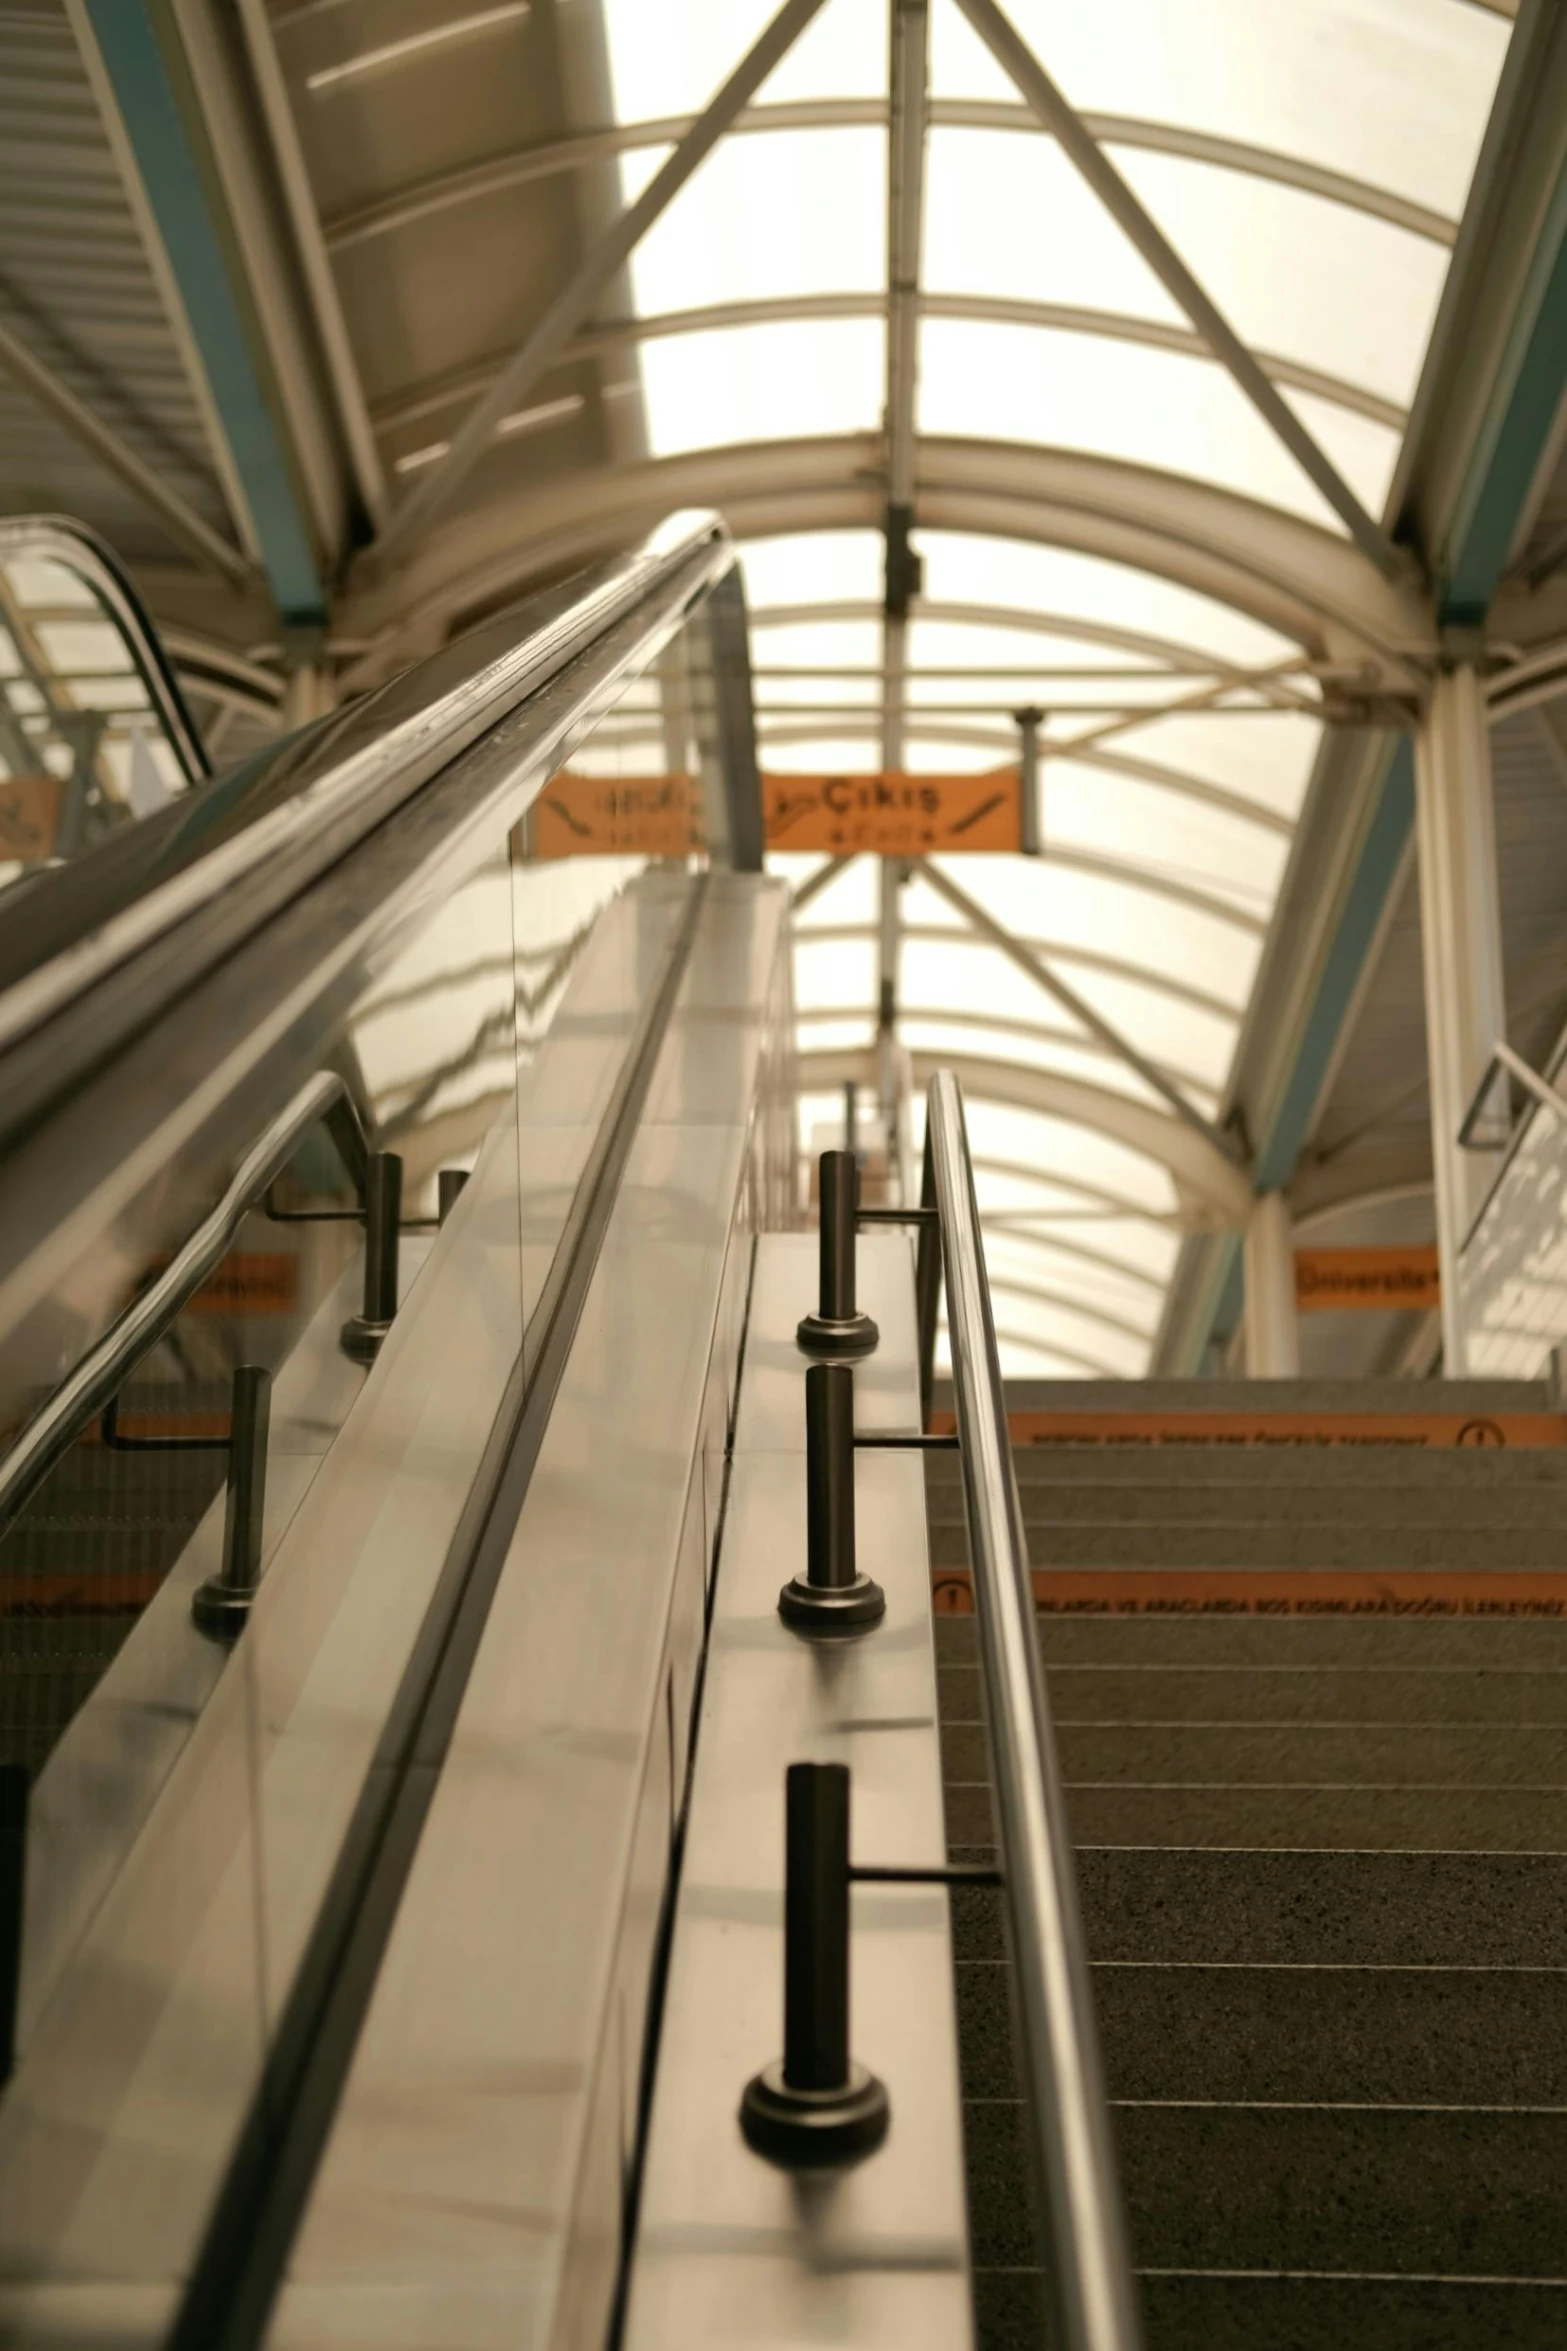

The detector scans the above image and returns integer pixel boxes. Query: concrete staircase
[929,1384,1567,2349]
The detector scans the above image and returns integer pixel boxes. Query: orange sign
[1296,1245,1440,1312]
[933,1568,1567,1617]
[528,770,703,859]
[763,766,1020,855]
[0,772,63,861]
[932,1409,1567,1450]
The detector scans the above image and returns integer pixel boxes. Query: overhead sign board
[522,766,1025,858]
[934,1408,1567,1449]
[763,767,1021,855]
[527,770,703,860]
[1295,1245,1440,1312]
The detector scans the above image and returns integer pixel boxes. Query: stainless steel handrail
[0,514,210,786]
[925,1067,1143,2351]
[0,1071,363,1535]
[0,510,731,1070]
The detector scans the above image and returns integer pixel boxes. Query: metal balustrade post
[778,1363,885,1630]
[437,1166,469,1225]
[798,1148,879,1357]
[192,1364,272,1641]
[342,1149,402,1363]
[740,1762,889,2165]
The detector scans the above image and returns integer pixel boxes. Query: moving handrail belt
[926,1067,1144,2351]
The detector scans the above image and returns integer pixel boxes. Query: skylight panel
[639,319,883,455]
[924,129,1183,318]
[919,317,1362,530]
[928,0,1506,219]
[628,130,885,314]
[914,534,1298,668]
[740,530,885,607]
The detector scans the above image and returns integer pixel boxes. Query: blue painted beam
[81,0,325,623]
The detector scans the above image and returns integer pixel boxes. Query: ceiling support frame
[373,0,831,558]
[916,860,1243,1172]
[232,0,388,532]
[951,0,1408,582]
[0,315,252,588]
[876,0,931,1179]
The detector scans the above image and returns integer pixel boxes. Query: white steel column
[1414,663,1506,1375]
[1243,1190,1300,1378]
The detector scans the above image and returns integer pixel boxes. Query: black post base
[777,1572,886,1632]
[796,1309,879,1358]
[190,1578,252,1642]
[740,2058,890,2166]
[340,1313,392,1365]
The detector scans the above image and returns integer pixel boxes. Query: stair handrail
[924,1067,1144,2351]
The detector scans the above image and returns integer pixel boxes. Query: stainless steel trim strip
[926,1066,1144,2351]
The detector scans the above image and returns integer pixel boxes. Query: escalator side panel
[0,878,697,2344]
[262,876,792,2351]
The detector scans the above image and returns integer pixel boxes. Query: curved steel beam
[340,437,1435,685]
[796,1000,1222,1101]
[969,1152,1181,1228]
[984,1272,1156,1348]
[990,1326,1132,1378]
[797,923,1243,1023]
[750,599,1329,712]
[979,1219,1169,1293]
[322,99,1455,255]
[799,1046,1252,1222]
[379,291,1403,437]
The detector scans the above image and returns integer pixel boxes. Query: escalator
[8,502,1561,2351]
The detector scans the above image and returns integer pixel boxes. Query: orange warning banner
[1296,1245,1440,1312]
[933,1568,1567,1617]
[931,1409,1567,1450]
[528,770,703,859]
[763,767,1020,855]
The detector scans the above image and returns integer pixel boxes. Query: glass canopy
[600,0,1508,1374]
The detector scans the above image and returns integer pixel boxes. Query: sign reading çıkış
[1294,1246,1441,1312]
[523,767,1025,858]
[763,767,1021,855]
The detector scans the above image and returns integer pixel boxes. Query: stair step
[927,1519,1567,1569]
[935,1614,1567,1667]
[939,1660,1567,1725]
[925,1479,1567,1527]
[965,2097,1567,2275]
[948,1779,1567,1851]
[956,1960,1567,2105]
[1135,2276,1567,2351]
[943,1718,1567,1787]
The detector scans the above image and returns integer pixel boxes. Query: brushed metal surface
[622,1231,973,2351]
[264,877,791,2351]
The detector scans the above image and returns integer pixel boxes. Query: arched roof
[3,0,1532,1374]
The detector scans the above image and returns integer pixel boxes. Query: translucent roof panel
[928,0,1507,218]
[593,0,1511,1376]
[919,317,1399,527]
[640,320,884,455]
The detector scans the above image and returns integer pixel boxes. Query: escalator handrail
[925,1067,1144,2351]
[0,514,211,787]
[0,1071,364,1536]
[0,512,731,1075]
